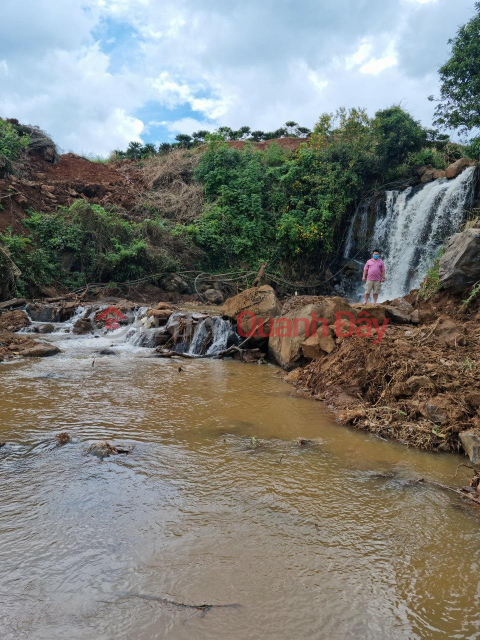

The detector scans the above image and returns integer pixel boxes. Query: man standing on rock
[363,249,386,305]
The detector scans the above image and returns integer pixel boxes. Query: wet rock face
[26,303,61,323]
[439,228,480,292]
[73,318,93,335]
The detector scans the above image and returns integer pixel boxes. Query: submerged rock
[20,343,60,358]
[86,441,132,459]
[55,432,71,445]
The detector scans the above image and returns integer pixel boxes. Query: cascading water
[344,167,476,301]
[188,316,235,356]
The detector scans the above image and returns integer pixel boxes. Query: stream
[1,329,480,639]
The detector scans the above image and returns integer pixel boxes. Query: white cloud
[360,45,398,75]
[0,0,476,154]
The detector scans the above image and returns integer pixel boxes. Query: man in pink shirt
[362,249,386,305]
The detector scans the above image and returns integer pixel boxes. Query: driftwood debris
[251,262,267,288]
[118,592,241,617]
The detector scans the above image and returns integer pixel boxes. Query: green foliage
[373,106,426,166]
[466,136,480,161]
[192,106,426,275]
[0,119,29,173]
[418,250,444,300]
[430,3,480,133]
[461,280,480,310]
[0,201,201,296]
[408,148,447,170]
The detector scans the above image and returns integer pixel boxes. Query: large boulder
[269,297,357,369]
[445,158,475,180]
[382,298,415,324]
[20,343,60,358]
[438,228,480,292]
[26,303,61,323]
[160,273,189,293]
[222,285,281,336]
[204,288,224,305]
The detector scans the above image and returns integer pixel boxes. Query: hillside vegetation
[0,106,474,297]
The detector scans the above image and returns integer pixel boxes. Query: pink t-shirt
[364,258,385,281]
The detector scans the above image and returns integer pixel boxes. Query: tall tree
[430,3,480,133]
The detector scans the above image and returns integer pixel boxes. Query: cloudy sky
[0,0,475,155]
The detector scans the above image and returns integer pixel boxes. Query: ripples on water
[1,334,480,639]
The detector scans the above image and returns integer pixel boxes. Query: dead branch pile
[292,321,480,452]
[138,150,204,223]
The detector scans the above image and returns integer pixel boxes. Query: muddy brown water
[1,331,480,639]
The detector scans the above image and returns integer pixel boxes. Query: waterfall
[188,316,234,356]
[344,167,476,301]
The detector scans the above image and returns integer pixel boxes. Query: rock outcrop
[222,285,281,337]
[445,158,476,180]
[438,228,480,292]
[269,297,357,369]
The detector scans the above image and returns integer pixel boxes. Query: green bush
[0,201,202,296]
[0,119,29,172]
[418,249,444,300]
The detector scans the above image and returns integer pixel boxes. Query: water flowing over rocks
[344,166,476,300]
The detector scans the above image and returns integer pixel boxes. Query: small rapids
[188,316,235,356]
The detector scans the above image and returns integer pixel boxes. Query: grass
[461,281,480,311]
[418,249,443,300]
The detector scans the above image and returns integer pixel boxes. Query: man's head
[372,249,380,260]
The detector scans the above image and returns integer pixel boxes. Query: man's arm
[362,264,368,282]
[381,261,386,282]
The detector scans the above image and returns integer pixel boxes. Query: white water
[345,167,476,301]
[188,316,233,355]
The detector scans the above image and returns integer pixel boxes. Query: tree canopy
[430,2,480,133]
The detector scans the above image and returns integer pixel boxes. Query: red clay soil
[287,292,480,453]
[0,151,145,233]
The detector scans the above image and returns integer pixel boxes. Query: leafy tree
[238,126,251,139]
[126,141,143,160]
[217,126,234,140]
[372,106,426,165]
[296,126,311,138]
[175,134,193,148]
[250,130,265,142]
[192,130,210,143]
[429,3,480,133]
[285,121,298,136]
[142,143,157,157]
[158,142,172,155]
